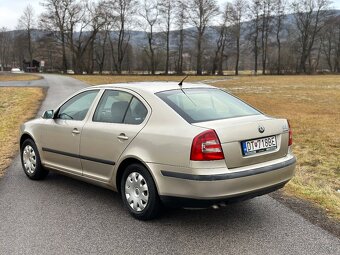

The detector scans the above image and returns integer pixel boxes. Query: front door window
[58,90,99,121]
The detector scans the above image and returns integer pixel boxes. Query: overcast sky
[1,0,340,30]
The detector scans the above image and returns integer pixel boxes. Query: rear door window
[124,97,148,124]
[93,90,147,124]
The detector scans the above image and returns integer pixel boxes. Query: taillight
[288,120,293,146]
[190,130,224,161]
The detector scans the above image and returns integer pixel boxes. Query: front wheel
[120,163,161,220]
[21,139,49,180]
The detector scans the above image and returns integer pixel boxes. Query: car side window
[93,90,132,123]
[124,97,148,124]
[57,90,99,121]
[93,90,147,125]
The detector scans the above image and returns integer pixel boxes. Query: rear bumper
[160,180,288,208]
[161,157,296,181]
[147,154,296,207]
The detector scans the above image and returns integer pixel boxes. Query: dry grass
[0,73,42,82]
[213,75,340,220]
[0,87,45,176]
[72,74,340,220]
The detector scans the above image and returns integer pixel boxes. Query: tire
[120,163,161,220]
[21,139,49,180]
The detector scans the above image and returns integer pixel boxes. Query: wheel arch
[20,133,36,151]
[115,157,159,195]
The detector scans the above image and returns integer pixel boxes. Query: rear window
[156,88,260,123]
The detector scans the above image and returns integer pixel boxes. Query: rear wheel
[21,139,49,180]
[120,163,161,220]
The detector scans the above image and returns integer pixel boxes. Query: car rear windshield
[156,88,260,123]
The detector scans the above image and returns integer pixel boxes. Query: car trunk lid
[192,115,289,169]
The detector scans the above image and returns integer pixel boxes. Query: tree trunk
[300,52,308,73]
[254,34,258,75]
[98,32,108,75]
[253,13,259,75]
[335,25,340,73]
[277,31,281,75]
[218,37,227,75]
[235,36,240,76]
[87,38,94,74]
[61,36,68,73]
[117,21,125,75]
[196,32,203,75]
[28,29,33,71]
[165,11,170,74]
[177,28,184,74]
[211,51,218,75]
[262,28,269,75]
[148,28,155,75]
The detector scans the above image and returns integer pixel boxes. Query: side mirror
[42,110,54,119]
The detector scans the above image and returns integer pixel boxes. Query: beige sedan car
[20,82,296,220]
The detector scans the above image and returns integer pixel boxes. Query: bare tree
[0,28,12,71]
[248,0,261,74]
[108,0,137,74]
[139,0,159,74]
[18,5,35,68]
[40,0,75,73]
[321,15,340,72]
[10,0,339,75]
[229,0,247,75]
[212,3,231,75]
[188,0,219,75]
[260,0,273,75]
[334,16,340,73]
[64,0,108,74]
[64,0,85,73]
[174,0,187,74]
[292,0,332,73]
[159,0,175,74]
[321,21,334,71]
[95,22,112,74]
[273,0,286,74]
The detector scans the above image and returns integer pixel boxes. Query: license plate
[241,136,277,156]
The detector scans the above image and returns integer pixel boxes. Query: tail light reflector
[288,120,293,146]
[190,130,224,161]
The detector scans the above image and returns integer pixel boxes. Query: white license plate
[241,136,277,156]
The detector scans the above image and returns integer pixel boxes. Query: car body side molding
[161,157,296,181]
[42,147,115,166]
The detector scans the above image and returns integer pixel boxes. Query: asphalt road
[0,74,339,254]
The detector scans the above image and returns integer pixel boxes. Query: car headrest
[111,101,129,123]
[134,102,147,116]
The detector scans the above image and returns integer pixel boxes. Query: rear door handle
[117,133,129,140]
[72,128,80,135]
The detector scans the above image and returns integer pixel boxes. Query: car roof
[91,82,215,94]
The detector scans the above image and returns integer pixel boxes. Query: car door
[80,89,150,182]
[41,90,99,176]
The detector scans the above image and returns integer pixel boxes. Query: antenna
[178,75,196,106]
[178,75,189,87]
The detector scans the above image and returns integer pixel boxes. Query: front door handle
[117,133,129,140]
[72,128,80,135]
